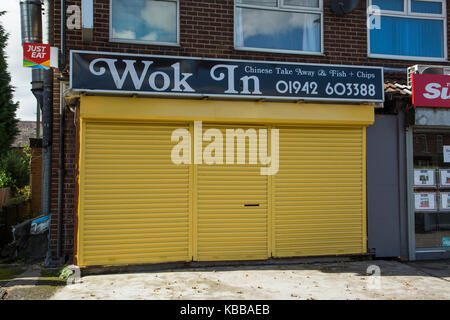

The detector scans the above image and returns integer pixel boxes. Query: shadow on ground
[80,257,450,280]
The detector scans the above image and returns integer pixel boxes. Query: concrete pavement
[49,259,450,300]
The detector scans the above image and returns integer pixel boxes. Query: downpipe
[57,82,65,261]
[42,68,53,233]
[41,0,52,258]
[60,0,66,70]
[56,0,67,263]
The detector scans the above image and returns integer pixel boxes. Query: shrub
[0,169,13,188]
[59,265,74,280]
[0,148,30,193]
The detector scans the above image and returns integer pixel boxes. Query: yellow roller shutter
[196,124,269,261]
[273,126,366,257]
[77,97,374,266]
[78,121,191,266]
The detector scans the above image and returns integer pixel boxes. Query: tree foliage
[0,11,19,157]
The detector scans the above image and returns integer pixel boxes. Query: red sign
[412,74,450,107]
[23,42,50,69]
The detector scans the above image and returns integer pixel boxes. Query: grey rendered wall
[366,113,409,259]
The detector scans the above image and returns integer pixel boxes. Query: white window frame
[109,0,180,47]
[234,0,324,55]
[367,0,447,62]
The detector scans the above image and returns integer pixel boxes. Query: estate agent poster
[439,169,450,187]
[414,193,437,211]
[414,169,436,187]
[444,146,450,163]
[440,193,450,211]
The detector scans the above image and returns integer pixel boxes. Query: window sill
[368,53,448,63]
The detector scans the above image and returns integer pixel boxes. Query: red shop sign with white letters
[412,74,450,107]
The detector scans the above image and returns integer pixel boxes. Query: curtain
[301,13,320,52]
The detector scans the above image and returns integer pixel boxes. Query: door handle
[244,204,260,207]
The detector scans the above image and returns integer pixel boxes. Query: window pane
[370,16,443,58]
[411,1,442,14]
[111,0,177,43]
[236,8,321,52]
[237,0,277,7]
[372,0,404,11]
[283,0,320,8]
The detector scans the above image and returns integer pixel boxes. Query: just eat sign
[23,42,50,69]
[412,74,450,107]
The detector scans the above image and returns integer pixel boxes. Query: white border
[69,49,385,103]
[109,0,180,47]
[234,0,324,56]
[367,0,448,61]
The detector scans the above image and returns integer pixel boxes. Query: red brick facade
[49,0,450,262]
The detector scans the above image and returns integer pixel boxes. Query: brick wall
[57,0,450,78]
[49,0,450,262]
[49,69,79,261]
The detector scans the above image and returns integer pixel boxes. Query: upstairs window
[235,0,323,54]
[110,0,178,46]
[368,0,446,61]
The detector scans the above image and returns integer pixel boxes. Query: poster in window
[439,169,450,187]
[439,193,450,211]
[414,169,435,187]
[444,146,450,163]
[414,193,437,211]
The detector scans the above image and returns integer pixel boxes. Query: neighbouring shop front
[71,51,383,267]
[410,74,450,260]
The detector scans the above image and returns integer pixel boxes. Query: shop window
[413,131,450,250]
[110,0,178,46]
[235,0,323,54]
[368,0,446,61]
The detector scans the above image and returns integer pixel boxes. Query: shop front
[410,74,450,260]
[71,51,383,267]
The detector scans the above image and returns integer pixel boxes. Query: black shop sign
[70,50,384,103]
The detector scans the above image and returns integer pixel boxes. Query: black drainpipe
[60,0,66,70]
[57,0,67,261]
[59,0,66,72]
[57,82,64,260]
